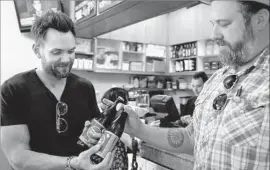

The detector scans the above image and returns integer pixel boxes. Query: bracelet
[65,156,77,170]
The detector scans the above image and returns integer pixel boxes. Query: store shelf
[123,50,144,54]
[75,1,196,38]
[167,71,197,76]
[171,57,197,61]
[146,56,166,60]
[94,69,166,75]
[205,70,217,75]
[75,52,94,56]
[72,68,94,72]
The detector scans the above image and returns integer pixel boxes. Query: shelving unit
[71,37,220,76]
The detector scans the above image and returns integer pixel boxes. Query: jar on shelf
[178,78,187,90]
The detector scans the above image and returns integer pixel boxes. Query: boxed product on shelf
[204,62,210,70]
[83,59,93,70]
[122,62,130,71]
[75,38,92,54]
[130,61,143,71]
[72,59,78,69]
[153,60,166,72]
[210,61,219,70]
[147,76,156,88]
[146,62,153,72]
[139,77,148,88]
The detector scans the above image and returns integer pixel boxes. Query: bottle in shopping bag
[90,111,128,164]
[77,97,124,148]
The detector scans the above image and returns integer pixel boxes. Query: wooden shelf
[75,1,195,38]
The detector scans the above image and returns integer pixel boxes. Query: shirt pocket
[221,101,264,147]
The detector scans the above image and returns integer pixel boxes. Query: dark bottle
[77,97,124,148]
[90,111,128,164]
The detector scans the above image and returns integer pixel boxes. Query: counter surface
[140,142,194,170]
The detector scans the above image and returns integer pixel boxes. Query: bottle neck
[108,112,128,137]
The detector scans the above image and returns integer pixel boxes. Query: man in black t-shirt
[180,72,208,125]
[1,10,114,170]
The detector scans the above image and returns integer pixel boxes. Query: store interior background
[0,1,214,169]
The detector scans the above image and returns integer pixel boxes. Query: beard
[41,57,74,79]
[217,24,254,67]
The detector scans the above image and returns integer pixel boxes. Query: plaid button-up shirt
[192,47,269,170]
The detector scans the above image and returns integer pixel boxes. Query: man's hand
[123,105,143,136]
[82,121,102,146]
[180,115,192,125]
[71,144,115,170]
[101,98,143,137]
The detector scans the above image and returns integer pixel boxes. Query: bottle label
[79,119,104,147]
[96,130,119,158]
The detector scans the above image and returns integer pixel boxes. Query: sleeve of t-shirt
[87,82,101,119]
[1,81,28,126]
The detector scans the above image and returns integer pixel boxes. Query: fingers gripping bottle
[90,111,128,164]
[77,97,124,148]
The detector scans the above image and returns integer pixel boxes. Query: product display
[91,111,128,164]
[77,97,124,148]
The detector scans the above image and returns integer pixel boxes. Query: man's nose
[211,24,223,41]
[60,55,70,63]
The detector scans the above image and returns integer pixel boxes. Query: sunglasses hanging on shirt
[213,66,255,111]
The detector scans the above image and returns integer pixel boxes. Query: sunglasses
[213,66,255,111]
[56,102,68,133]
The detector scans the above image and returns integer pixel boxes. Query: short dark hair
[238,1,270,22]
[31,10,75,45]
[192,71,209,83]
[102,88,129,105]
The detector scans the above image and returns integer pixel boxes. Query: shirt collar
[222,45,269,75]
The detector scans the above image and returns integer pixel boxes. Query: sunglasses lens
[56,118,68,133]
[223,75,238,89]
[213,94,227,110]
[57,102,68,115]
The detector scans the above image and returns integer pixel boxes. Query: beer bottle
[77,97,124,148]
[90,111,128,164]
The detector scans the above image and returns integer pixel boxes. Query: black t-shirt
[1,69,100,156]
[180,96,197,117]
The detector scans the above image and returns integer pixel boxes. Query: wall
[0,1,39,84]
[168,4,213,45]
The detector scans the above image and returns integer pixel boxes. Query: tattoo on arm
[167,128,184,148]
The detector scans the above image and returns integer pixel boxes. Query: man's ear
[32,44,41,58]
[252,8,269,31]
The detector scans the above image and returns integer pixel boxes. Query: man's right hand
[123,105,143,137]
[71,144,115,170]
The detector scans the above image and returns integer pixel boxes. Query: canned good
[78,119,104,148]
[91,130,119,164]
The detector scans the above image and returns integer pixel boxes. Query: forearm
[136,123,194,154]
[10,149,68,170]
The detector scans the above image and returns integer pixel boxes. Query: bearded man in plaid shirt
[120,0,270,169]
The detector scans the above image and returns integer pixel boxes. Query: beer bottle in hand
[90,111,128,164]
[77,97,124,148]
